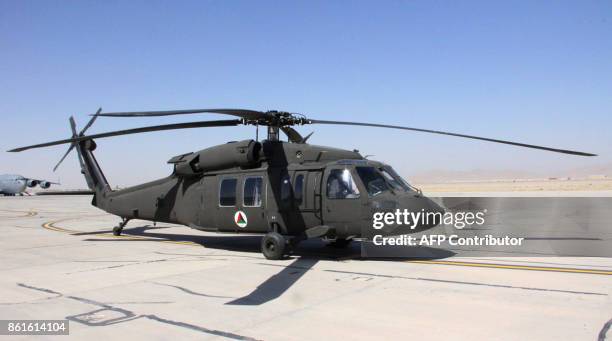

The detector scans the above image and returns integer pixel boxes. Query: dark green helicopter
[9,108,595,259]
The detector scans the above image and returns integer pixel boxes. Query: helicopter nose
[397,195,445,232]
[425,197,445,215]
[419,196,445,228]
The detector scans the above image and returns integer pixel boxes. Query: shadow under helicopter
[79,224,455,305]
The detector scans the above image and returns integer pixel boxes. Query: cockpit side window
[326,169,360,199]
[355,167,389,196]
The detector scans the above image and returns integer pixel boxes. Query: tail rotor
[52,108,101,172]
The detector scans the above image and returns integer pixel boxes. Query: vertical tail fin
[54,110,111,207]
[74,139,111,199]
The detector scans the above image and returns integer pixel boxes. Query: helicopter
[9,108,595,259]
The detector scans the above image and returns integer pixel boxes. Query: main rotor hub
[242,110,311,128]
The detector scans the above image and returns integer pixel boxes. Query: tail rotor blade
[53,145,75,172]
[53,116,79,172]
[70,116,77,134]
[80,108,101,135]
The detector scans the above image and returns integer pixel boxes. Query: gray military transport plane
[0,174,59,196]
[8,108,595,259]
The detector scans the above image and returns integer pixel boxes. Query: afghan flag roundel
[234,211,248,228]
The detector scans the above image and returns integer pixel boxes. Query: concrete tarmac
[0,195,610,340]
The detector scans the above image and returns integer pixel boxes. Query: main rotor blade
[309,119,596,156]
[9,119,241,152]
[96,108,268,121]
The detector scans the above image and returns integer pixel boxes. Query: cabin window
[280,175,292,203]
[219,178,237,206]
[326,168,360,199]
[243,177,263,207]
[294,174,304,205]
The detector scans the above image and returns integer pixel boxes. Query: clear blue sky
[1,1,610,188]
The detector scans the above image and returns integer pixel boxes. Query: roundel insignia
[234,211,248,228]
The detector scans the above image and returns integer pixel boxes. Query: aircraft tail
[55,112,111,208]
[75,139,111,201]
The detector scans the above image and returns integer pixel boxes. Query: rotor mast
[267,126,280,141]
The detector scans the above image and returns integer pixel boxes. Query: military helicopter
[9,108,595,259]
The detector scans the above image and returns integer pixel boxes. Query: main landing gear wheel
[261,232,287,260]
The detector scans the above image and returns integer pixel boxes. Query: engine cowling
[169,140,262,177]
[27,179,39,187]
[39,181,51,189]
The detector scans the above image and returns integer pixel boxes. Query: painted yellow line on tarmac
[42,220,79,233]
[1,209,38,218]
[407,260,612,275]
[42,219,201,247]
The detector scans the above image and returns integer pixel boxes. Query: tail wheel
[261,232,286,260]
[112,226,122,236]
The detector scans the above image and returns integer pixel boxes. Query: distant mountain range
[408,163,612,183]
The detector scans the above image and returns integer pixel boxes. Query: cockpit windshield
[379,166,413,192]
[355,167,390,196]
